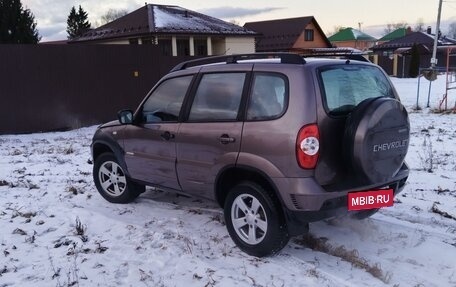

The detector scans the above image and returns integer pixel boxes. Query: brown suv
[91,53,409,257]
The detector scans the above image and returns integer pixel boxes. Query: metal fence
[0,44,192,134]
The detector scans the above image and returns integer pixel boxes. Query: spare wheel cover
[344,97,410,183]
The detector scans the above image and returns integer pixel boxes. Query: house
[70,4,257,56]
[373,31,434,59]
[372,28,456,56]
[377,27,410,45]
[243,17,332,53]
[328,27,377,51]
[372,28,456,77]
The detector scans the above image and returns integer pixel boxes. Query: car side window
[247,73,287,121]
[142,75,193,123]
[188,73,246,121]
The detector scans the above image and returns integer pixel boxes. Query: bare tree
[383,21,408,35]
[328,26,345,36]
[100,9,128,25]
[415,18,425,32]
[449,22,456,39]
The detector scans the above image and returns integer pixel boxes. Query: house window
[141,37,153,45]
[177,38,190,56]
[304,29,314,41]
[382,51,393,58]
[194,38,208,56]
[129,38,139,45]
[158,38,172,56]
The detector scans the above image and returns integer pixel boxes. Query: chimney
[406,26,412,34]
[427,26,432,34]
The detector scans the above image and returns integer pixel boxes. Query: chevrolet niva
[91,53,409,257]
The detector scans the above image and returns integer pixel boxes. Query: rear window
[319,65,394,115]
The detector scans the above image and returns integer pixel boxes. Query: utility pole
[431,0,443,68]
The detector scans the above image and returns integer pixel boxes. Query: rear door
[315,64,397,186]
[176,65,251,198]
[122,75,194,190]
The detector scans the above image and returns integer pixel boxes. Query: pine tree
[0,0,40,43]
[66,5,91,39]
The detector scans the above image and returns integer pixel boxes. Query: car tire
[224,181,289,257]
[344,97,410,184]
[93,152,145,203]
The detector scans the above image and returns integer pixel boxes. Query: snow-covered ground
[0,76,455,287]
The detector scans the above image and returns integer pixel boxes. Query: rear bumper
[276,164,409,236]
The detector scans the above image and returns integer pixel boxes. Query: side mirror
[117,110,134,125]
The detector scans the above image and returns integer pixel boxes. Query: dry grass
[431,202,456,221]
[295,233,391,284]
[75,217,88,243]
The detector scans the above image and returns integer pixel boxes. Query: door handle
[160,131,175,141]
[219,134,236,144]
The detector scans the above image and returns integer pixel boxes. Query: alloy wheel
[98,161,127,197]
[231,193,268,245]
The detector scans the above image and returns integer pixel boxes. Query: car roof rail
[295,48,371,63]
[170,52,306,72]
[305,53,370,63]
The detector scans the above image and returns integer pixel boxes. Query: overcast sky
[21,0,456,41]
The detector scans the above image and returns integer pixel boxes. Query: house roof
[373,31,456,50]
[394,44,432,55]
[39,40,69,45]
[378,28,407,42]
[72,4,257,42]
[243,17,332,51]
[328,27,377,42]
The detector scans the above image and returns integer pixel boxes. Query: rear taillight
[296,124,320,169]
